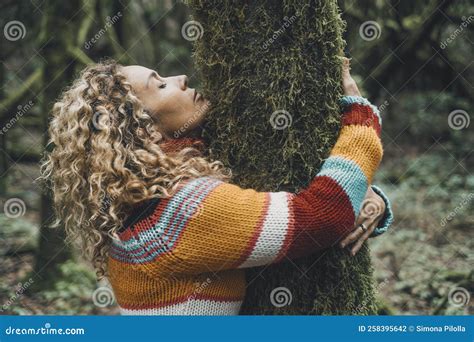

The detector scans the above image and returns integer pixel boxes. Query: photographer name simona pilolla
[358,325,467,333]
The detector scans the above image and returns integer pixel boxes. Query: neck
[159,136,206,154]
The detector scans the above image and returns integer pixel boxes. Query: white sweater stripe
[238,192,290,268]
[120,299,242,316]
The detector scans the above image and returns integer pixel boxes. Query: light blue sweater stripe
[114,177,222,263]
[118,177,206,249]
[318,155,368,217]
[112,178,219,262]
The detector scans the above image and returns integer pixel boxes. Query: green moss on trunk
[191,0,378,315]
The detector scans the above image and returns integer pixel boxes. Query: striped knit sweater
[107,96,394,315]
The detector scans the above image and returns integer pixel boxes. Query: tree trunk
[33,0,84,290]
[0,58,6,195]
[191,0,378,314]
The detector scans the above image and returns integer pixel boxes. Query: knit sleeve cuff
[369,185,394,237]
[339,95,382,126]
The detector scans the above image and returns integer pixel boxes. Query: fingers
[339,224,364,248]
[339,205,371,248]
[350,220,378,256]
[340,186,387,255]
[342,57,351,75]
[340,214,379,254]
[342,56,349,67]
[341,59,360,97]
[339,217,371,248]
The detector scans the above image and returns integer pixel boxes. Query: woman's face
[121,65,209,138]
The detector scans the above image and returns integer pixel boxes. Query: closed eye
[158,83,167,89]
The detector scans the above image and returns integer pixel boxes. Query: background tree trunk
[32,0,85,290]
[191,0,379,314]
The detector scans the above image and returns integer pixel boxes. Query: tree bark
[191,0,379,314]
[33,0,85,290]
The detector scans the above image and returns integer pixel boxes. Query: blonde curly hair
[39,60,230,279]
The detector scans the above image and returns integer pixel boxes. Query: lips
[194,90,202,102]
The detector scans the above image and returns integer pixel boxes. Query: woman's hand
[339,186,386,255]
[342,57,361,97]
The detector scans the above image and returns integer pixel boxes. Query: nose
[179,75,188,90]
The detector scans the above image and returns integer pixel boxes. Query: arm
[118,96,384,277]
[336,59,394,254]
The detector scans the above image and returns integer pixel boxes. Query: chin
[171,123,203,139]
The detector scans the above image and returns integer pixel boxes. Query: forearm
[286,96,383,257]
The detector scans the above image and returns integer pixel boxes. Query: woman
[40,58,393,315]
